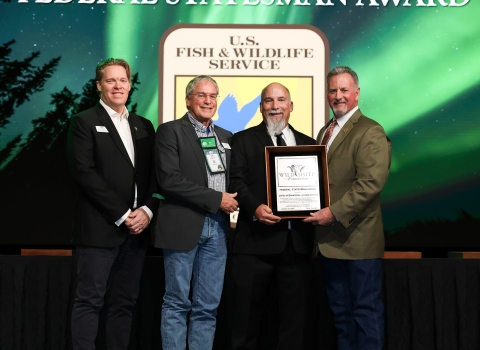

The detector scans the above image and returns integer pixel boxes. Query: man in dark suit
[229,82,315,350]
[155,75,238,350]
[304,66,391,349]
[67,58,158,349]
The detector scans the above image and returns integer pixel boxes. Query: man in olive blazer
[305,66,390,350]
[315,108,390,260]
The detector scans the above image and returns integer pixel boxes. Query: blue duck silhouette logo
[215,94,261,133]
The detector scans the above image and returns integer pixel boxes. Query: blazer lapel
[214,126,232,185]
[127,113,142,168]
[327,109,362,162]
[289,124,306,145]
[180,114,209,184]
[95,103,134,168]
[316,124,327,145]
[254,123,306,146]
[253,122,275,146]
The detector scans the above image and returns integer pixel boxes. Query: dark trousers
[231,234,311,350]
[320,255,384,350]
[71,234,146,350]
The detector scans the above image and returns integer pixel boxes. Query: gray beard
[266,115,287,137]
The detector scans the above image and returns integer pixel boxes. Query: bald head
[260,83,293,135]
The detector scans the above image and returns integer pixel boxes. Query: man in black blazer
[67,58,158,349]
[229,82,315,349]
[155,75,238,349]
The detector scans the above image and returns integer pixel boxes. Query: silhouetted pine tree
[0,134,21,166]
[0,40,60,130]
[23,87,79,154]
[128,72,140,114]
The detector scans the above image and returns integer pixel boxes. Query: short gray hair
[327,66,359,87]
[185,75,219,98]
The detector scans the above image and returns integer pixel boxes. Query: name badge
[96,126,108,133]
[199,137,226,174]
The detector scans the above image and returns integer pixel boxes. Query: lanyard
[199,136,226,174]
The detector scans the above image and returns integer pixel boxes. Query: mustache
[268,109,284,115]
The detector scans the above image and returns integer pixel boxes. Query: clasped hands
[220,192,239,215]
[125,208,150,235]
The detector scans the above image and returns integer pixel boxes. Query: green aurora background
[1,0,479,247]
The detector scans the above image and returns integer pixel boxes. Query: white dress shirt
[270,124,297,146]
[99,100,153,226]
[322,106,359,151]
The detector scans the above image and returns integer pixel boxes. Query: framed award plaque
[265,145,330,219]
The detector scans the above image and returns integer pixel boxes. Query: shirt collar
[280,124,292,138]
[100,99,129,120]
[334,106,358,128]
[187,112,214,134]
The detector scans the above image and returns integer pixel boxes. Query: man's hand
[254,204,281,225]
[125,208,150,234]
[303,208,336,226]
[220,192,239,215]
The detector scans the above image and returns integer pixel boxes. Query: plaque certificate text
[265,145,330,219]
[275,156,321,212]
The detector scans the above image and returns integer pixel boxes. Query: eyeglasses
[191,93,219,101]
